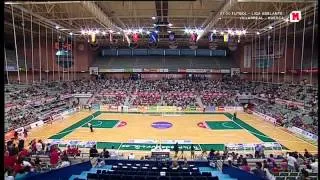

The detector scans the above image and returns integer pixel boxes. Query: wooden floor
[26,111,318,153]
[237,113,317,153]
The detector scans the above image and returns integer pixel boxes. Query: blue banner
[92,104,100,111]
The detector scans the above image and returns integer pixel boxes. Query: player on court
[88,123,93,132]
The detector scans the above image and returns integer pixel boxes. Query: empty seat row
[112,163,195,168]
[101,170,206,177]
[87,173,219,180]
[111,166,199,172]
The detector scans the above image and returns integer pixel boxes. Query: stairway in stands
[196,96,204,109]
[69,165,113,180]
[199,167,237,180]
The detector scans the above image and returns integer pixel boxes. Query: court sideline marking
[222,122,237,129]
[49,114,96,139]
[243,114,318,148]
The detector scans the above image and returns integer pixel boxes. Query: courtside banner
[220,69,231,73]
[210,69,221,73]
[186,69,208,73]
[178,69,187,72]
[132,68,143,72]
[52,114,62,120]
[99,69,125,72]
[224,106,235,111]
[128,139,157,144]
[128,107,138,112]
[162,140,192,144]
[92,104,100,110]
[217,106,225,112]
[275,98,304,107]
[14,127,25,133]
[143,69,161,72]
[252,111,276,123]
[100,105,109,111]
[60,108,76,117]
[288,126,318,142]
[30,120,44,129]
[235,107,244,111]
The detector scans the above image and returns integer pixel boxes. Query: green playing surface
[82,120,119,128]
[205,121,243,130]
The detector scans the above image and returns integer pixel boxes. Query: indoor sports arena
[4,1,318,180]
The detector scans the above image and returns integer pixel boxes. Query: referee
[88,123,93,132]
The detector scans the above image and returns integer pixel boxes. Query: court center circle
[151,121,173,129]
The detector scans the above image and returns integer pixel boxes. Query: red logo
[117,121,127,128]
[197,122,207,128]
[290,11,301,22]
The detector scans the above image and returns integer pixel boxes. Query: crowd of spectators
[132,92,162,106]
[4,135,83,180]
[201,93,237,107]
[4,131,318,180]
[5,82,78,132]
[5,76,318,135]
[205,147,318,180]
[253,98,318,134]
[162,93,197,109]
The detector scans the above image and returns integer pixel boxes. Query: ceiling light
[109,30,114,33]
[138,29,143,33]
[242,30,246,35]
[81,30,85,35]
[152,16,156,20]
[220,31,224,35]
[95,29,100,34]
[256,32,260,35]
[146,31,150,34]
[184,29,189,33]
[88,30,93,34]
[55,25,60,29]
[227,29,232,34]
[268,26,273,29]
[102,31,106,35]
[155,30,159,33]
[117,32,121,34]
[168,23,173,27]
[69,32,73,35]
[213,30,217,34]
[153,24,157,26]
[168,31,172,33]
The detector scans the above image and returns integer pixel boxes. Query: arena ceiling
[4,0,318,46]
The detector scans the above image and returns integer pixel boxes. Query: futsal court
[26,110,317,157]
